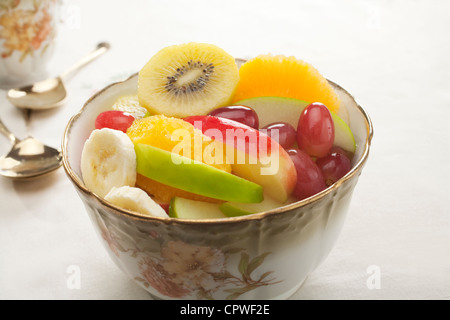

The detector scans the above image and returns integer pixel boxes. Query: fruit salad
[80,42,356,219]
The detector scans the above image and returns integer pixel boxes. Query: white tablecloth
[1,0,449,300]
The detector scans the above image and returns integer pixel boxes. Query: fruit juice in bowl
[62,43,372,300]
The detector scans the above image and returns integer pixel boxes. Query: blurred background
[0,0,449,299]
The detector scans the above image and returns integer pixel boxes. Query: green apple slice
[234,96,356,153]
[169,197,227,219]
[330,112,356,154]
[219,195,292,217]
[135,143,263,203]
[235,96,310,128]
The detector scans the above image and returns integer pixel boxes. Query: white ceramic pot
[0,0,59,88]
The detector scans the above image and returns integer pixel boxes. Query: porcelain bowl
[62,72,373,300]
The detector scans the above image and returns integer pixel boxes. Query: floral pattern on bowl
[99,215,279,299]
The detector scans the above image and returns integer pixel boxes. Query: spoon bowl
[6,42,110,110]
[0,136,62,180]
[0,115,62,180]
[7,77,67,110]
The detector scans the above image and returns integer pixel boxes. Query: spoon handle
[59,42,111,82]
[0,117,18,145]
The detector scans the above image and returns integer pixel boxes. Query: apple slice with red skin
[184,115,297,203]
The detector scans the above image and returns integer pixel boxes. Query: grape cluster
[208,103,353,201]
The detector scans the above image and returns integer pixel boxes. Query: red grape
[297,102,334,158]
[287,148,327,201]
[95,110,135,133]
[208,105,259,129]
[316,147,352,186]
[261,122,297,149]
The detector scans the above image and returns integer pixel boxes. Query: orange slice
[135,174,223,204]
[232,54,340,113]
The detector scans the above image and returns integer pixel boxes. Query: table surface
[1,0,449,300]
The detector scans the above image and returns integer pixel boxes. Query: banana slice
[81,128,136,198]
[105,186,168,218]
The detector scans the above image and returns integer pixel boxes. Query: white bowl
[62,73,373,300]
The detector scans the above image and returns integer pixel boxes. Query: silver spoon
[0,110,62,179]
[6,42,110,110]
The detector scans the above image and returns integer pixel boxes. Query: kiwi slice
[138,43,240,117]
